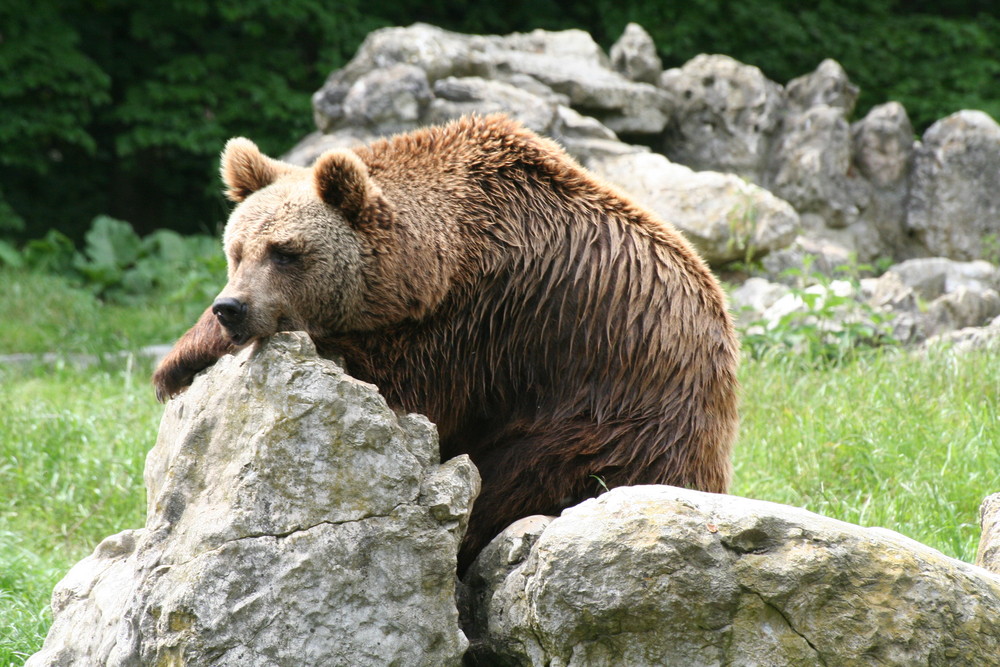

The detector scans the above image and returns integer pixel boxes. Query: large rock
[312,23,670,139]
[464,485,1000,666]
[907,110,1000,260]
[784,58,859,114]
[863,258,1000,342]
[28,333,479,667]
[850,102,918,259]
[660,54,785,182]
[979,493,1000,574]
[609,22,662,84]
[766,105,868,230]
[588,151,799,265]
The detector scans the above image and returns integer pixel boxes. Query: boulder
[28,333,479,667]
[863,259,1000,342]
[885,257,1000,301]
[784,58,859,114]
[766,105,868,230]
[926,315,1000,354]
[311,23,671,139]
[907,110,1000,260]
[850,102,918,259]
[728,277,791,327]
[609,22,662,84]
[464,485,1000,666]
[660,54,784,182]
[979,493,1000,574]
[426,76,558,134]
[587,151,799,265]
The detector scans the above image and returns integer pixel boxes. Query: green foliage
[740,258,897,366]
[2,1,997,245]
[735,346,1000,563]
[0,361,160,662]
[9,215,226,310]
[0,0,383,242]
[71,216,223,305]
[0,267,203,355]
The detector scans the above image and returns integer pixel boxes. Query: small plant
[590,474,610,494]
[5,215,226,314]
[982,233,1000,265]
[740,256,898,366]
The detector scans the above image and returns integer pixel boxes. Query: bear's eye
[270,246,301,267]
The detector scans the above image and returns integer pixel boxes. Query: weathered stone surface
[464,485,1000,666]
[609,22,662,84]
[784,58,859,114]
[766,104,868,230]
[728,277,791,327]
[925,315,1000,354]
[660,54,785,182]
[28,333,479,667]
[852,102,913,189]
[588,152,799,265]
[311,23,670,139]
[282,128,377,167]
[886,257,1000,301]
[851,102,918,259]
[760,235,855,281]
[426,77,557,134]
[979,493,1000,574]
[340,63,434,134]
[859,258,1000,342]
[907,110,1000,260]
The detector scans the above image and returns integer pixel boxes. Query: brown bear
[153,114,740,571]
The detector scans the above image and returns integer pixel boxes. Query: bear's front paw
[152,362,195,403]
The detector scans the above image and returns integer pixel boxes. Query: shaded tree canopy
[2,0,997,243]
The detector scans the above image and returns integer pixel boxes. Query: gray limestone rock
[426,77,557,134]
[609,22,662,84]
[907,110,1000,260]
[979,493,1000,574]
[660,54,785,182]
[850,102,918,259]
[784,58,859,114]
[588,152,799,265]
[28,333,479,667]
[464,485,1000,666]
[766,105,868,230]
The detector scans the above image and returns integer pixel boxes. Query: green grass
[734,347,1000,562]
[1,266,999,662]
[0,362,163,664]
[0,268,199,355]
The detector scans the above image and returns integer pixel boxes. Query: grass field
[1,267,999,663]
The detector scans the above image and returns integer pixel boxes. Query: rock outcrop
[464,486,1000,666]
[28,333,479,667]
[907,110,1000,261]
[293,21,1000,269]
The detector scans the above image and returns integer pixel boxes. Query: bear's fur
[153,115,740,570]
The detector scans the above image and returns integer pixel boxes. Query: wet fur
[153,115,740,571]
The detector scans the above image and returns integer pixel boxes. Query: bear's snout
[212,297,248,335]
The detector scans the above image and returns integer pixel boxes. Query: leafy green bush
[1,216,225,314]
[740,259,897,366]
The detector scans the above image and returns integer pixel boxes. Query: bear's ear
[220,137,294,202]
[313,150,389,230]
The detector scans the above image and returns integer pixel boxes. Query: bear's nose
[212,297,247,328]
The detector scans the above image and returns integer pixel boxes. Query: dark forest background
[2,0,998,245]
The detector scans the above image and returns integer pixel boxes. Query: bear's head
[210,138,427,347]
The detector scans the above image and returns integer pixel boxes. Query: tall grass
[0,362,162,665]
[1,266,998,662]
[735,347,1000,562]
